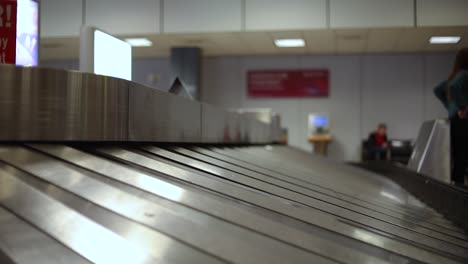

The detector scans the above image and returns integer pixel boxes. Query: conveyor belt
[0,144,466,263]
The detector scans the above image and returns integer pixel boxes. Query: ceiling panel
[367,29,402,53]
[303,31,335,54]
[163,0,242,33]
[330,0,414,28]
[417,0,468,27]
[237,32,276,54]
[394,28,435,52]
[335,29,368,54]
[245,0,327,31]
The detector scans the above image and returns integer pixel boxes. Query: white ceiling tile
[418,0,468,27]
[246,0,327,31]
[330,0,414,28]
[163,0,242,33]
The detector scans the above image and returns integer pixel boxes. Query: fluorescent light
[124,38,153,47]
[274,38,305,48]
[429,36,461,44]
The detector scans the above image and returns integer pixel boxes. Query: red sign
[248,69,329,98]
[0,0,17,64]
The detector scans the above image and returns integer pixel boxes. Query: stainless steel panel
[0,163,158,264]
[201,103,229,143]
[4,155,223,264]
[190,146,466,239]
[0,141,465,263]
[0,65,276,143]
[0,146,336,264]
[128,82,202,142]
[133,146,464,264]
[407,119,451,183]
[29,144,398,264]
[0,207,91,264]
[236,146,434,212]
[0,64,128,141]
[157,146,468,258]
[224,146,451,221]
[234,146,458,229]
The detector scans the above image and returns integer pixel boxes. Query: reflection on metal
[0,65,276,143]
[0,144,466,264]
[408,119,451,183]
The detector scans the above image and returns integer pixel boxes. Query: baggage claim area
[0,1,468,263]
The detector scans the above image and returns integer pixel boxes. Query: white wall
[42,53,453,161]
[201,53,452,162]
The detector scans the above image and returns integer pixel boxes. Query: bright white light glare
[124,38,153,47]
[353,230,384,247]
[274,38,305,48]
[380,191,403,204]
[136,176,184,201]
[94,30,132,80]
[429,36,461,44]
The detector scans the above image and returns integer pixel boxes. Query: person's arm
[433,80,449,109]
[450,71,468,110]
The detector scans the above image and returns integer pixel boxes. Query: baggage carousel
[0,65,467,263]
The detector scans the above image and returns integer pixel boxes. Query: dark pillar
[170,47,201,100]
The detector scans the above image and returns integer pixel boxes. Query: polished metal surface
[408,119,451,183]
[0,65,276,143]
[140,146,468,262]
[0,65,129,141]
[0,143,466,263]
[128,82,201,142]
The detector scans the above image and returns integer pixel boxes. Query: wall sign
[0,0,17,64]
[248,69,329,98]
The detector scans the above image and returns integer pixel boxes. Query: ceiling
[40,26,468,60]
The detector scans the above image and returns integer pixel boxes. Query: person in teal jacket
[434,48,468,186]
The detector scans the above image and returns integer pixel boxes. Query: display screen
[16,0,38,66]
[93,30,132,80]
[312,115,329,127]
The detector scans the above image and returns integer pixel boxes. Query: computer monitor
[308,113,330,135]
[16,0,39,66]
[313,115,329,128]
[80,26,132,81]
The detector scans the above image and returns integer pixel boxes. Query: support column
[170,47,201,100]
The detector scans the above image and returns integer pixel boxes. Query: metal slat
[225,146,453,225]
[0,163,158,264]
[144,146,468,259]
[0,145,336,264]
[196,146,461,235]
[99,146,463,263]
[0,207,91,264]
[27,144,396,264]
[4,158,225,264]
[187,146,466,240]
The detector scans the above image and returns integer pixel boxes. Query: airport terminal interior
[0,0,468,263]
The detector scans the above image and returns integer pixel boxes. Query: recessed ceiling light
[274,38,305,48]
[429,36,461,44]
[124,38,153,47]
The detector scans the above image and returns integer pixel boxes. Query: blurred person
[368,124,389,161]
[434,48,468,186]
